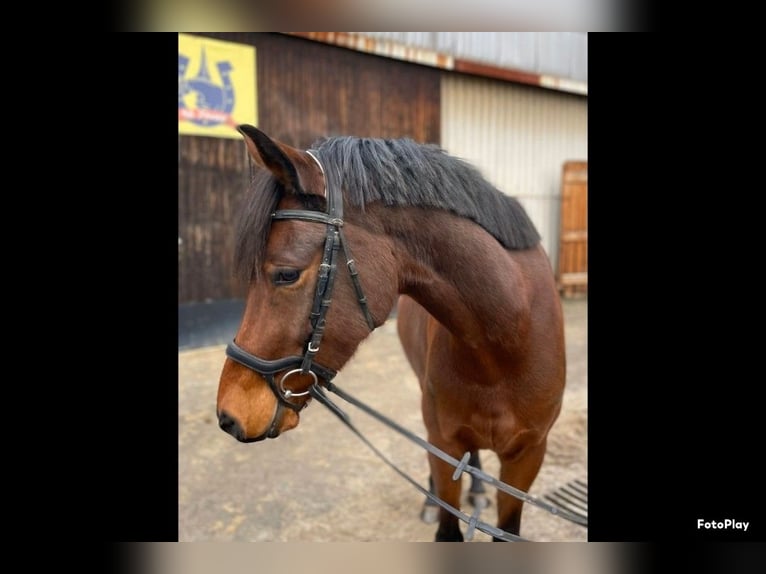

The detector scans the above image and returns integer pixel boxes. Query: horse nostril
[218,410,244,439]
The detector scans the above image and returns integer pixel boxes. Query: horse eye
[273,269,301,285]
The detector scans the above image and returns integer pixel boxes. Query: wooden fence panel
[557,161,588,297]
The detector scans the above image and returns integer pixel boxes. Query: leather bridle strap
[225,147,374,411]
[225,342,337,384]
[270,210,343,226]
[337,227,375,331]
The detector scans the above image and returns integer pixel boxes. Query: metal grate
[542,478,588,524]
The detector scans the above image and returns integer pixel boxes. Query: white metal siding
[441,74,587,268]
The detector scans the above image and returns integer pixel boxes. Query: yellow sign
[178,34,257,138]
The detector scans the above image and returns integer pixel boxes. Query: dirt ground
[178,297,587,542]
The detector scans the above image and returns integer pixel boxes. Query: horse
[216,125,566,541]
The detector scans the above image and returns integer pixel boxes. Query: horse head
[216,126,397,442]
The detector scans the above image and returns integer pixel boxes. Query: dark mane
[235,137,540,280]
[315,137,540,249]
[234,169,281,280]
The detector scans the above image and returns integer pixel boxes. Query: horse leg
[493,439,547,541]
[467,451,490,509]
[420,475,440,523]
[422,450,487,523]
[428,450,465,541]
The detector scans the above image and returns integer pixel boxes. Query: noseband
[225,150,376,439]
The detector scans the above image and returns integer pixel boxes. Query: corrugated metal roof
[288,33,587,94]
[356,32,587,83]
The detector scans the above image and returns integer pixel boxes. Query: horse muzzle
[217,409,273,442]
[217,402,299,442]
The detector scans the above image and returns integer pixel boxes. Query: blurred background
[147,1,641,31]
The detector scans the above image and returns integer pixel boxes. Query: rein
[308,380,587,541]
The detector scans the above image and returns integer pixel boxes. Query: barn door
[557,161,588,297]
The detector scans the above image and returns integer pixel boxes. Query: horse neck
[378,206,537,349]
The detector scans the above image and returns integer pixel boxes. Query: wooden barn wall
[179,33,441,304]
[239,33,441,146]
[178,137,250,304]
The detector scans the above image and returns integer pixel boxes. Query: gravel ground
[179,297,587,542]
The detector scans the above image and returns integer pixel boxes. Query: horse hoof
[468,493,491,509]
[420,505,439,524]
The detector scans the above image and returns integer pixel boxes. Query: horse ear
[237,125,323,197]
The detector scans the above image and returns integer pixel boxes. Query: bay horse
[216,125,566,541]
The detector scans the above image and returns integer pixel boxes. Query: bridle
[225,149,376,440]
